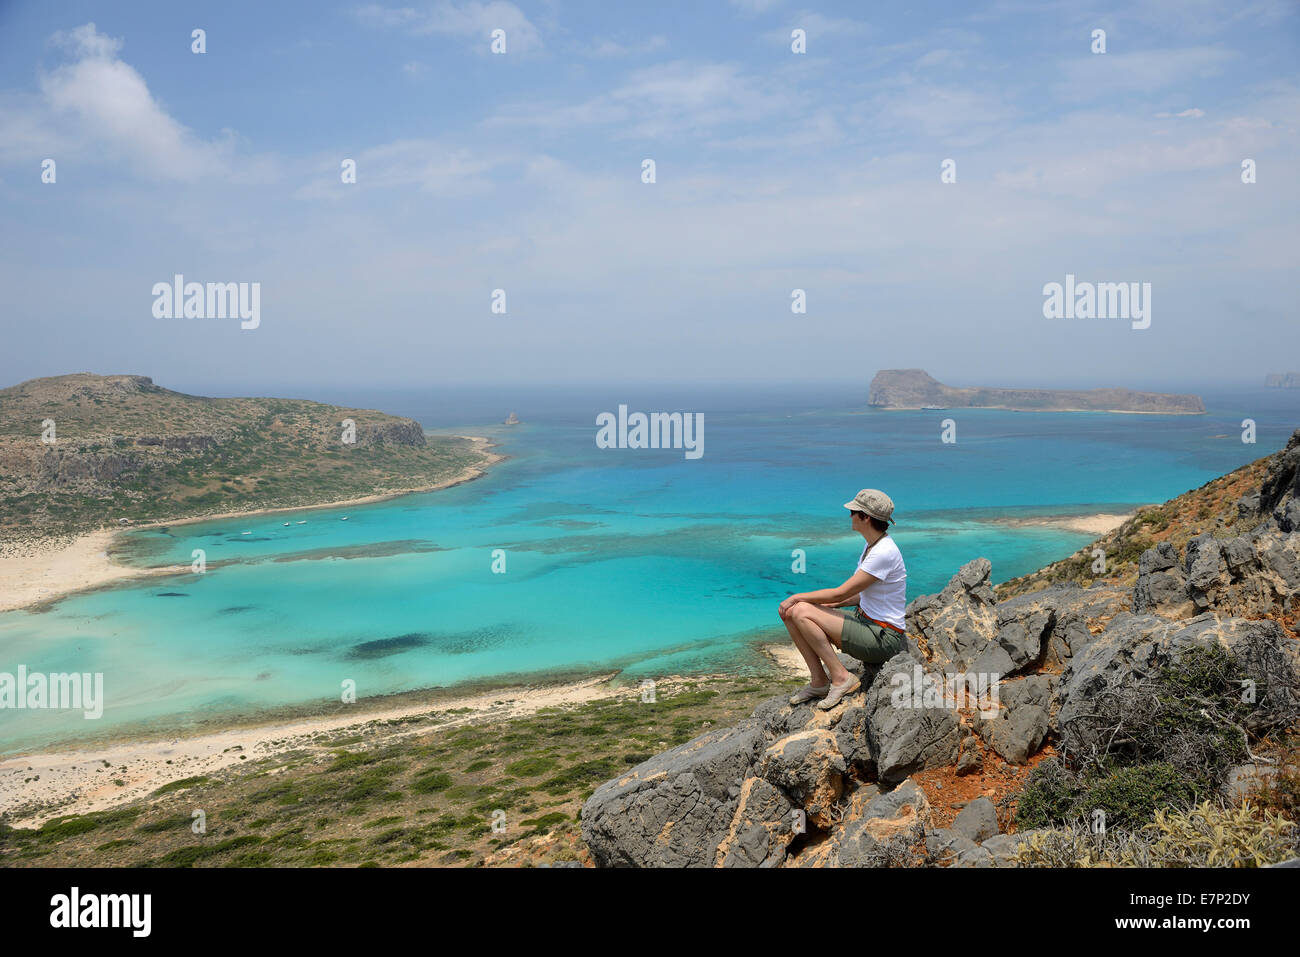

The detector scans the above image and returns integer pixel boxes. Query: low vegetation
[0,674,794,868]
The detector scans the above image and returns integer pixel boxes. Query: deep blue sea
[2,384,1297,753]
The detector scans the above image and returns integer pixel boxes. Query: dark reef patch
[345,633,432,660]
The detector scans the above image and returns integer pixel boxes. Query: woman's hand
[778,595,803,619]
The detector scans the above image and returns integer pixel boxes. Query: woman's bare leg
[788,603,853,685]
[782,613,829,686]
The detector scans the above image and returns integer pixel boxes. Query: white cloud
[589,35,667,58]
[489,61,794,139]
[1155,107,1206,118]
[356,1,542,53]
[30,23,230,181]
[867,80,1019,143]
[1056,47,1236,100]
[294,138,505,200]
[729,0,784,13]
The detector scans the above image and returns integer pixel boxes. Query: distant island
[1266,373,1300,389]
[0,373,497,539]
[867,369,1205,414]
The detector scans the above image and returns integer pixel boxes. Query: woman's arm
[780,570,879,617]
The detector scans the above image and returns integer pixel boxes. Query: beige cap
[843,488,895,524]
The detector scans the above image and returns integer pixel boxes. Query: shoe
[789,684,830,706]
[817,675,861,710]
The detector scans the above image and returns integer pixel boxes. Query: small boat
[341,516,349,521]
[283,522,290,526]
[241,531,251,535]
[296,520,307,525]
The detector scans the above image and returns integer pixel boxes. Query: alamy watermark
[152,274,260,329]
[890,665,1000,719]
[595,405,704,460]
[1,666,103,719]
[1042,273,1150,330]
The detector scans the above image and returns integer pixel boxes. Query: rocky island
[868,369,1205,414]
[1267,373,1300,389]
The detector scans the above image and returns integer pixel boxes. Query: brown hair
[854,511,890,534]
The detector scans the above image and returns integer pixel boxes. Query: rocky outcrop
[582,429,1300,868]
[350,420,426,448]
[1133,432,1300,621]
[582,559,1116,867]
[581,721,768,867]
[867,369,1204,414]
[1266,373,1300,389]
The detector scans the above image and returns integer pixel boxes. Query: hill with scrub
[0,373,492,537]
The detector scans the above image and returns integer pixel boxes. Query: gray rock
[863,655,962,783]
[925,826,970,855]
[833,704,874,772]
[981,830,1038,865]
[994,606,1054,672]
[978,675,1053,764]
[812,780,931,867]
[967,641,1017,681]
[1140,540,1179,575]
[581,719,765,867]
[1186,534,1225,607]
[907,558,999,670]
[716,776,797,868]
[756,728,846,829]
[951,796,1001,843]
[1221,763,1279,803]
[1222,536,1256,574]
[982,705,1049,764]
[955,736,982,776]
[1262,537,1300,591]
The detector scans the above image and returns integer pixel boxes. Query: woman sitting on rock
[778,489,908,711]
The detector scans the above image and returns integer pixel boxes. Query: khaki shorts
[836,607,906,664]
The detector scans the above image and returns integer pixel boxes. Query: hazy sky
[1,0,1297,394]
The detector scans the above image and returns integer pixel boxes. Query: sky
[0,0,1297,394]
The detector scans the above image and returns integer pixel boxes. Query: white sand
[988,511,1135,537]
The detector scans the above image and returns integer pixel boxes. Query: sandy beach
[0,436,501,614]
[983,511,1136,537]
[0,646,802,828]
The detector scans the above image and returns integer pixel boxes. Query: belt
[856,608,906,636]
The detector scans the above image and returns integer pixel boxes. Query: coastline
[0,435,502,614]
[978,510,1137,536]
[0,644,803,827]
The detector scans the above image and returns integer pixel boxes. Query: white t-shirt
[855,535,907,631]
